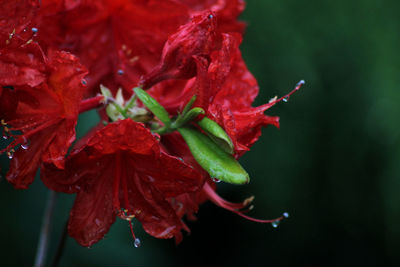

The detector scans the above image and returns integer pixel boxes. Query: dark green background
[1,0,400,266]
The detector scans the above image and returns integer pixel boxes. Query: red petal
[43,119,203,245]
[68,168,116,247]
[0,33,46,88]
[7,124,58,189]
[4,49,87,188]
[0,0,40,37]
[141,11,217,89]
[36,0,190,94]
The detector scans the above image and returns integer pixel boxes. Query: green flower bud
[197,117,234,155]
[178,126,249,185]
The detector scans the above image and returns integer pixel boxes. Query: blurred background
[1,0,400,266]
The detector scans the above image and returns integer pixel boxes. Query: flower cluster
[1,0,302,247]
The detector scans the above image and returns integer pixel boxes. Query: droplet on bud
[271,220,280,228]
[212,177,221,183]
[283,212,289,218]
[134,238,141,248]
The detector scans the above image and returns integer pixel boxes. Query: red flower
[140,11,217,89]
[41,119,204,247]
[149,32,284,156]
[31,0,245,94]
[35,0,190,93]
[1,35,87,189]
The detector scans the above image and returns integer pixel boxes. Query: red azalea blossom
[42,119,203,246]
[0,0,300,253]
[150,32,282,156]
[29,0,244,95]
[0,36,87,188]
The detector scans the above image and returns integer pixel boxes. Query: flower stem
[34,190,57,267]
[52,220,69,267]
[79,95,105,114]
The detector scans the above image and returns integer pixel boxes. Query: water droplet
[134,238,141,248]
[208,14,214,19]
[21,139,30,150]
[297,80,305,87]
[283,212,289,218]
[282,97,289,103]
[212,177,221,183]
[31,27,38,33]
[117,69,124,75]
[7,151,14,159]
[271,220,280,228]
[178,157,184,162]
[2,134,9,140]
[81,79,87,85]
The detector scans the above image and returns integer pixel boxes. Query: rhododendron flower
[149,32,288,156]
[42,119,203,246]
[1,35,87,189]
[0,0,301,259]
[33,0,244,95]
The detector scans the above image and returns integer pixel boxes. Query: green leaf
[173,107,205,128]
[177,127,249,185]
[181,95,197,115]
[134,87,171,126]
[197,117,234,155]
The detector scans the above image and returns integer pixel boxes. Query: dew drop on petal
[81,79,87,85]
[21,139,30,150]
[134,238,141,248]
[271,220,280,228]
[212,177,221,183]
[283,212,289,218]
[31,27,38,33]
[117,69,124,75]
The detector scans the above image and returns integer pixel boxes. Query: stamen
[128,221,141,248]
[250,80,306,114]
[118,154,141,247]
[7,149,15,159]
[203,183,289,225]
[269,80,305,106]
[0,118,60,155]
